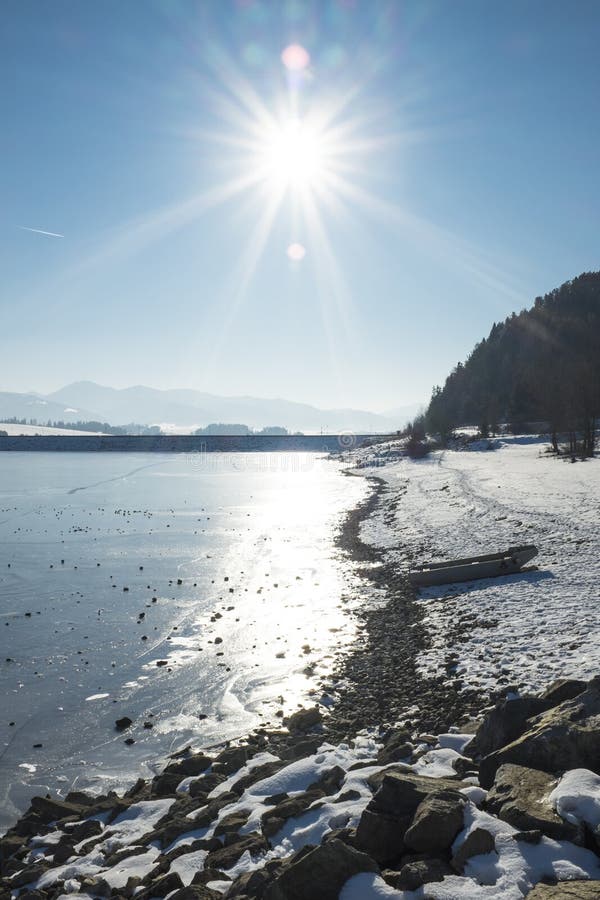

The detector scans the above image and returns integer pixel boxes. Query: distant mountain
[0,391,99,424]
[381,403,424,423]
[0,381,403,433]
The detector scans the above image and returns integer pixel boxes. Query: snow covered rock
[466,696,546,759]
[450,826,495,872]
[354,771,467,864]
[262,838,378,900]
[486,764,582,842]
[403,790,466,853]
[480,679,600,788]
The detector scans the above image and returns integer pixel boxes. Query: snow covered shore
[351,435,600,696]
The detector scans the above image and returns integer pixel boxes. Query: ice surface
[0,451,369,831]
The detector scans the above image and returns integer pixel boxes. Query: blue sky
[2,0,600,412]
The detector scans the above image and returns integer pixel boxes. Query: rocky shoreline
[4,674,600,898]
[4,469,600,898]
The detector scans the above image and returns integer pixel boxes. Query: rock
[170,887,223,900]
[189,772,227,796]
[79,876,112,897]
[307,766,345,795]
[261,791,324,839]
[224,860,286,898]
[7,863,50,888]
[485,764,581,842]
[262,839,378,900]
[389,858,453,890]
[285,707,322,733]
[27,796,84,824]
[164,754,212,778]
[451,828,496,872]
[367,771,468,811]
[480,681,600,788]
[355,772,467,866]
[281,737,322,760]
[538,678,587,707]
[152,772,185,797]
[205,833,269,871]
[354,808,407,865]
[214,746,248,775]
[513,829,543,843]
[136,872,184,899]
[115,716,133,731]
[193,793,240,829]
[466,697,545,759]
[231,761,284,795]
[52,842,75,864]
[403,790,466,853]
[214,810,251,837]
[191,868,232,887]
[526,883,600,898]
[377,729,413,765]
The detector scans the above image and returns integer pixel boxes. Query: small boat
[409,545,538,587]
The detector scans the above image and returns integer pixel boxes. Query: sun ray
[201,181,287,384]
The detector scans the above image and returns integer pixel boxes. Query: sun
[259,118,326,191]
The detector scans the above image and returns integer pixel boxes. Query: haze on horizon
[2,0,600,413]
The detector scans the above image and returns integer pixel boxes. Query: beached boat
[409,544,538,587]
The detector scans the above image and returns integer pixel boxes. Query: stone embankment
[4,677,600,898]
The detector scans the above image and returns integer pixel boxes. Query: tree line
[417,271,600,456]
[0,418,162,435]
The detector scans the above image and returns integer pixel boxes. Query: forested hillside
[425,272,600,455]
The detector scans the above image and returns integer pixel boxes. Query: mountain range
[0,382,422,433]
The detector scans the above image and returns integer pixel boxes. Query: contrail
[18,225,64,238]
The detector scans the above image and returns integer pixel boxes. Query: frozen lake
[0,452,368,832]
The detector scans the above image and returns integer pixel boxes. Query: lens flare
[281,43,310,71]
[287,242,306,261]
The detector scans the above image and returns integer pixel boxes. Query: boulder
[403,790,466,853]
[231,761,284,796]
[355,772,467,866]
[485,764,581,842]
[466,697,545,759]
[538,678,587,707]
[164,754,212,778]
[281,737,322,760]
[262,839,378,900]
[214,810,251,837]
[377,729,413,766]
[307,765,345,795]
[285,707,322,733]
[225,860,286,898]
[451,828,495,872]
[526,883,600,898]
[480,682,600,788]
[205,833,269,871]
[27,796,85,824]
[170,888,223,900]
[214,747,248,775]
[388,858,453,890]
[261,791,324,839]
[354,808,408,865]
[367,772,467,814]
[135,872,184,899]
